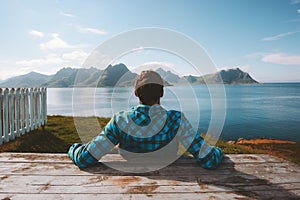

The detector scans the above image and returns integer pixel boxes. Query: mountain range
[0,63,258,88]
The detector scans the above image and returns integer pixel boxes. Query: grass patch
[237,143,300,165]
[0,115,110,153]
[216,140,262,154]
[0,115,299,165]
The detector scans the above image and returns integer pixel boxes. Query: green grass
[0,115,110,153]
[236,143,300,165]
[0,115,299,165]
[216,140,261,154]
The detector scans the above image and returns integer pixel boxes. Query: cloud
[1,50,90,80]
[262,30,300,41]
[291,0,300,4]
[140,61,174,68]
[75,25,107,35]
[28,30,44,37]
[82,50,112,68]
[16,50,89,68]
[298,9,300,13]
[60,11,76,18]
[0,60,18,80]
[132,46,145,52]
[245,52,268,58]
[51,33,59,37]
[40,33,74,50]
[261,53,300,65]
[62,51,89,64]
[16,54,64,67]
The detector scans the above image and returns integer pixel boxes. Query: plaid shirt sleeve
[68,116,119,169]
[179,114,223,169]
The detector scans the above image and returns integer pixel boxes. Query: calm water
[47,83,300,142]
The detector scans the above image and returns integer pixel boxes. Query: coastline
[228,138,297,145]
[0,115,299,165]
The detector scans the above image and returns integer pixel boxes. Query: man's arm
[68,143,98,168]
[68,116,120,168]
[179,114,223,169]
[185,133,223,169]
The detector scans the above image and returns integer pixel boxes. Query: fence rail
[0,88,47,145]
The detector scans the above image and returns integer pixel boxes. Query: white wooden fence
[0,88,47,145]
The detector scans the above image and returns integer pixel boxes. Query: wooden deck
[0,153,299,199]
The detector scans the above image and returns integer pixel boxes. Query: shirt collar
[134,104,165,115]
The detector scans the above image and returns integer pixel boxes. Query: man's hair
[136,84,163,105]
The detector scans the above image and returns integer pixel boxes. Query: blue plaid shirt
[68,104,223,169]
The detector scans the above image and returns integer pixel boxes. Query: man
[68,70,223,169]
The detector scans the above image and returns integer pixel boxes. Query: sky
[0,0,300,82]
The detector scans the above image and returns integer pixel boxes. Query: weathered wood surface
[0,153,299,200]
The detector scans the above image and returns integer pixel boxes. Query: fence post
[37,88,41,127]
[20,88,25,135]
[25,88,30,133]
[41,88,44,127]
[3,89,9,143]
[44,88,47,124]
[33,88,37,129]
[0,87,47,145]
[15,88,20,137]
[9,88,15,140]
[30,88,34,131]
[0,89,2,145]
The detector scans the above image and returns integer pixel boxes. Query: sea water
[47,83,300,142]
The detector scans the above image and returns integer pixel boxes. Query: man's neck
[139,99,160,106]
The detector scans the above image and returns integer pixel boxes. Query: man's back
[68,70,223,170]
[69,104,223,169]
[116,105,181,152]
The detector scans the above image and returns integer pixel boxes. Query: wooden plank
[0,153,292,172]
[0,153,286,164]
[0,161,298,177]
[0,153,299,199]
[1,174,300,187]
[0,164,299,191]
[0,154,299,176]
[0,153,72,163]
[1,153,299,175]
[0,182,299,195]
[0,182,232,194]
[0,175,299,199]
[0,193,255,200]
[1,168,299,193]
[0,153,298,176]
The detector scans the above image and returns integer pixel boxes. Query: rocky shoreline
[227,138,297,145]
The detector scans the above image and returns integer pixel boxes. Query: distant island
[0,63,258,88]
